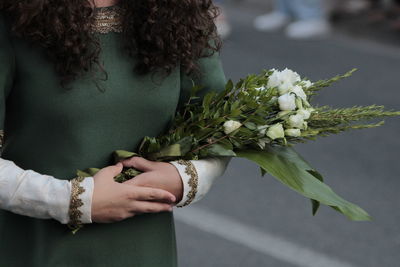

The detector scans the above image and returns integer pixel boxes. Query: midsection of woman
[0,1,226,266]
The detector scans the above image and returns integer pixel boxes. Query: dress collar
[91,5,124,34]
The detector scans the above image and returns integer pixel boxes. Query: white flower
[288,114,304,128]
[255,86,266,91]
[257,138,270,149]
[278,81,293,95]
[301,80,313,88]
[285,129,301,137]
[280,68,301,84]
[266,123,285,140]
[278,93,296,111]
[297,109,311,120]
[291,85,307,101]
[267,68,301,94]
[267,70,281,88]
[223,120,242,135]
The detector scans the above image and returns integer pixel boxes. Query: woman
[0,0,230,266]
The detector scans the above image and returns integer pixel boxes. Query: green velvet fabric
[0,13,226,267]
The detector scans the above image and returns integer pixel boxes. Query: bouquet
[77,68,399,230]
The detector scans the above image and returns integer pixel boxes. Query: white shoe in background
[285,19,331,39]
[253,12,290,32]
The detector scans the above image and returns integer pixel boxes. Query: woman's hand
[120,157,184,204]
[91,162,176,223]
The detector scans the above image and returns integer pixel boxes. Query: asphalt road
[174,4,400,267]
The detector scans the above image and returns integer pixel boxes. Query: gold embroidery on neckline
[91,5,124,34]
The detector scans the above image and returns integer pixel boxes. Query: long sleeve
[0,15,94,225]
[173,48,231,207]
[0,158,94,224]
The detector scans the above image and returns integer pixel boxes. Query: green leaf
[260,167,267,176]
[308,170,324,215]
[244,122,257,130]
[113,150,139,162]
[190,85,203,97]
[76,169,92,177]
[148,136,193,160]
[207,144,237,156]
[225,79,234,91]
[236,147,371,221]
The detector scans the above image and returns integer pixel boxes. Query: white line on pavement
[174,206,357,267]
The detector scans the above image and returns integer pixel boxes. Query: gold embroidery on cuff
[90,5,124,34]
[68,176,86,231]
[177,160,198,207]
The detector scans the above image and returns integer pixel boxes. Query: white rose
[267,70,281,88]
[267,68,301,92]
[297,109,311,120]
[278,93,296,111]
[280,68,301,84]
[291,85,307,101]
[288,114,304,128]
[223,120,242,135]
[266,123,285,140]
[285,129,301,137]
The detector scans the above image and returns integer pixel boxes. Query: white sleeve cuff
[170,157,231,207]
[74,177,94,224]
[0,158,94,225]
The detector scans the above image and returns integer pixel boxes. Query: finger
[98,162,123,179]
[129,186,176,203]
[121,157,156,172]
[131,201,173,214]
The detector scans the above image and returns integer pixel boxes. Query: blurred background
[174,1,400,267]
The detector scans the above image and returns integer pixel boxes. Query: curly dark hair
[0,0,222,87]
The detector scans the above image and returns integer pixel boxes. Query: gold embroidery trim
[68,176,86,230]
[0,130,4,148]
[177,160,199,207]
[90,5,124,34]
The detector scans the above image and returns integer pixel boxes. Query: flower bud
[257,138,270,149]
[278,111,292,118]
[285,129,301,137]
[297,109,311,120]
[223,120,242,135]
[301,80,313,88]
[295,97,303,110]
[266,123,285,140]
[291,85,307,101]
[288,114,304,128]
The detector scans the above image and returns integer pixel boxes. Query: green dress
[0,12,226,267]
